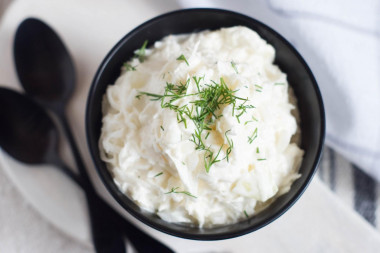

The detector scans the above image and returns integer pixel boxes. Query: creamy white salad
[99,26,304,227]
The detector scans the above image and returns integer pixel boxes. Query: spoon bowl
[14,18,75,107]
[0,87,81,185]
[0,88,57,164]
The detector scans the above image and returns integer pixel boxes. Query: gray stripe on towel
[329,148,336,191]
[353,165,376,225]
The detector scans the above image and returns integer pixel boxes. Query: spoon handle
[53,108,174,253]
[54,108,93,189]
[53,107,126,253]
[52,156,83,186]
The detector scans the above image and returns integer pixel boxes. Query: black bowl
[86,8,325,240]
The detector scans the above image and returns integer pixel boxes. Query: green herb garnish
[248,128,258,144]
[123,62,136,72]
[234,100,255,123]
[137,77,253,172]
[154,172,163,177]
[134,40,148,62]
[257,158,266,161]
[231,61,238,74]
[160,125,164,131]
[256,147,260,153]
[165,187,197,198]
[177,54,189,66]
[255,84,263,93]
[225,130,233,162]
[274,82,285,86]
[244,210,249,218]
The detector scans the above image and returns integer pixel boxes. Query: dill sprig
[225,130,233,162]
[134,40,148,62]
[231,61,238,74]
[248,128,258,144]
[274,82,285,86]
[165,187,197,198]
[255,84,263,92]
[234,100,255,123]
[176,54,189,66]
[154,172,163,177]
[137,76,254,172]
[123,62,136,72]
[244,210,249,218]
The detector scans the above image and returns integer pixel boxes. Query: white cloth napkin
[179,0,380,182]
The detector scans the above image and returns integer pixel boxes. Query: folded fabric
[179,0,380,182]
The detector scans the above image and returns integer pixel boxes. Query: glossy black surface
[86,9,325,240]
[13,18,173,252]
[0,88,58,165]
[14,18,75,107]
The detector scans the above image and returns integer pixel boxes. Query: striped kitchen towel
[319,146,379,230]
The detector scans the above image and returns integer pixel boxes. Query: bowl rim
[86,8,326,240]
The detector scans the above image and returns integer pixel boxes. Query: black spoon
[0,87,175,253]
[0,88,82,186]
[13,18,174,253]
[0,87,125,252]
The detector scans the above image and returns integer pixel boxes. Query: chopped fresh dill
[255,84,263,92]
[235,100,255,123]
[256,147,260,153]
[244,120,253,125]
[244,210,249,218]
[160,125,164,131]
[244,85,248,88]
[181,161,185,165]
[204,145,223,173]
[192,76,204,92]
[257,158,266,161]
[154,172,163,177]
[176,54,189,66]
[136,76,253,172]
[123,62,136,72]
[165,187,197,198]
[274,82,285,85]
[231,61,238,74]
[248,128,258,144]
[225,130,233,162]
[134,40,148,62]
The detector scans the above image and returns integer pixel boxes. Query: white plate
[1,1,380,252]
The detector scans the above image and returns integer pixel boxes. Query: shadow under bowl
[86,8,325,240]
